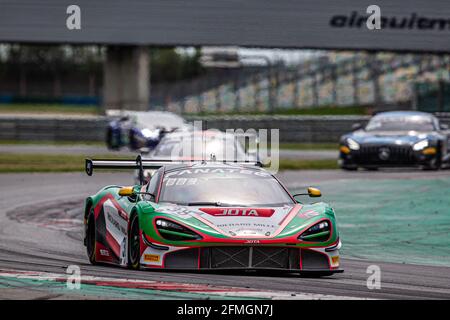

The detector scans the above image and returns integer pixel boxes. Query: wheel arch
[132,202,156,234]
[128,203,152,227]
[128,207,139,232]
[84,197,94,222]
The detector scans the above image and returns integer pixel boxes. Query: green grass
[0,103,100,115]
[0,153,338,173]
[279,159,338,170]
[0,140,103,146]
[0,140,334,150]
[279,143,338,150]
[1,103,369,117]
[0,153,125,173]
[189,105,369,116]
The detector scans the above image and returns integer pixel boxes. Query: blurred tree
[0,44,104,97]
[0,45,203,85]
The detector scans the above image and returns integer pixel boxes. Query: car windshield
[131,112,185,130]
[153,136,247,160]
[158,168,294,207]
[365,115,436,132]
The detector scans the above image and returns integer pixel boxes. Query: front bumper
[139,245,342,274]
[339,144,438,167]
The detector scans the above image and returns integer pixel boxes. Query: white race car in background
[135,129,258,183]
[106,110,191,151]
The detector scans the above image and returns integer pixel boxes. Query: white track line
[0,268,365,300]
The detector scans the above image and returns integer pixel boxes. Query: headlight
[347,138,360,150]
[298,221,331,242]
[413,139,429,151]
[141,128,159,139]
[155,219,202,241]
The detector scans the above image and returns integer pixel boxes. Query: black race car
[339,111,450,170]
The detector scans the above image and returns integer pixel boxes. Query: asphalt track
[0,170,450,299]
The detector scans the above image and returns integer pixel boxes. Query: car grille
[301,249,330,270]
[200,246,300,270]
[356,145,415,165]
[162,247,331,271]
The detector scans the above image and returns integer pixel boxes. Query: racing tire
[128,214,141,270]
[422,149,442,171]
[106,128,121,151]
[106,129,119,150]
[86,208,97,265]
[363,167,379,171]
[128,131,137,151]
[341,166,358,171]
[106,128,114,150]
[423,160,441,171]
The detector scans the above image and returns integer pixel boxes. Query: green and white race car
[84,156,342,276]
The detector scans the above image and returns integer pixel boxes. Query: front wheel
[86,208,97,265]
[106,128,120,150]
[423,160,441,171]
[423,151,442,171]
[341,166,358,171]
[128,214,141,270]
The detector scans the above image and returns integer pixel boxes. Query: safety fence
[164,53,450,114]
[2,114,450,143]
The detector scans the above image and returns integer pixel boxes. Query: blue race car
[106,110,190,151]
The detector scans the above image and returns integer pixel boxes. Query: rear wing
[85,158,172,176]
[85,155,263,183]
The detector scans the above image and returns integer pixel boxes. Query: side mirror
[440,124,449,130]
[118,186,134,197]
[307,187,322,197]
[352,123,363,131]
[293,187,322,200]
